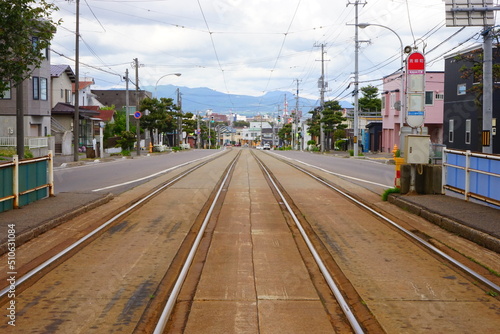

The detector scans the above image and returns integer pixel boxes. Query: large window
[33,76,39,100]
[40,78,47,100]
[1,81,11,99]
[457,83,466,95]
[32,77,48,100]
[425,91,434,105]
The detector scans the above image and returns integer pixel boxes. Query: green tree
[139,97,178,146]
[0,1,60,93]
[233,120,250,128]
[358,85,382,113]
[307,100,347,150]
[278,123,292,144]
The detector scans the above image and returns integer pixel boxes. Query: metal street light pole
[154,73,182,98]
[358,23,404,142]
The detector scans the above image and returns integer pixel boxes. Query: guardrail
[0,136,49,149]
[0,151,54,213]
[442,149,500,207]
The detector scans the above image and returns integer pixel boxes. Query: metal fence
[0,151,54,213]
[0,137,49,149]
[442,149,500,207]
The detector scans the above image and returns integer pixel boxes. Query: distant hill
[144,84,353,116]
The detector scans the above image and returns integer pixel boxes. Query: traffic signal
[277,115,281,122]
[210,116,214,123]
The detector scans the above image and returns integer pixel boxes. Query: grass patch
[0,147,34,159]
[382,187,400,201]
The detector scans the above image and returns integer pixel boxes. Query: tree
[278,123,292,145]
[0,1,60,93]
[307,100,347,150]
[358,85,382,113]
[139,97,178,146]
[233,120,250,128]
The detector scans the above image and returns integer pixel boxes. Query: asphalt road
[54,149,395,196]
[53,150,224,194]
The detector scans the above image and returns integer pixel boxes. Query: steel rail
[153,154,239,334]
[254,154,365,334]
[287,160,500,294]
[0,159,212,298]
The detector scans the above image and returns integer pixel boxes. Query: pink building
[381,71,444,153]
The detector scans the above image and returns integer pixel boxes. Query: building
[443,46,500,154]
[381,71,444,153]
[0,43,52,140]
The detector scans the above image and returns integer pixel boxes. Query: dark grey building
[443,46,500,153]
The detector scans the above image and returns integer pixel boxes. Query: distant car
[263,144,271,150]
[256,145,263,150]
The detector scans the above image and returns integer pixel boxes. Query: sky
[48,0,496,112]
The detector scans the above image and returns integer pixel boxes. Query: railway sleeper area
[0,148,499,333]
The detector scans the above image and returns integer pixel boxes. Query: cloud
[50,0,491,111]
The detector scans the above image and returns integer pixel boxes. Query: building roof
[81,106,115,122]
[52,102,100,119]
[72,81,94,93]
[50,65,76,82]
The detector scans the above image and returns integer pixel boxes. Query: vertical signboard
[406,52,426,128]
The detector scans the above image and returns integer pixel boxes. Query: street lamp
[154,73,181,98]
[358,23,405,144]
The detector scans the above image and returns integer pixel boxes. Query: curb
[388,194,500,254]
[0,193,114,256]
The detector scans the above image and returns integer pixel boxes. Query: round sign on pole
[133,111,142,119]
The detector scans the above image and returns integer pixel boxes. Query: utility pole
[483,27,493,154]
[73,0,80,162]
[197,111,200,149]
[134,58,140,156]
[294,79,301,150]
[348,0,366,157]
[125,68,130,132]
[315,43,326,152]
[177,88,183,146]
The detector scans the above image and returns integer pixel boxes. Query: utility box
[404,135,430,164]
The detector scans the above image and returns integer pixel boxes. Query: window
[61,89,64,98]
[390,93,395,110]
[425,91,434,105]
[381,95,386,111]
[33,76,39,100]
[32,77,48,100]
[465,119,471,144]
[449,119,454,143]
[1,81,11,99]
[40,78,47,100]
[457,83,466,95]
[435,93,444,100]
[65,89,72,103]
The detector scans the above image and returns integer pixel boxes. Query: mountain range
[144,84,353,117]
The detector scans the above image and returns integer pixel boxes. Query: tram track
[1,148,498,333]
[264,152,500,295]
[154,150,374,333]
[0,150,235,330]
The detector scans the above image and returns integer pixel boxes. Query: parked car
[263,144,271,150]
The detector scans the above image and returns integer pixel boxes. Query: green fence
[0,152,54,213]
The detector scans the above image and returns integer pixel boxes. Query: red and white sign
[407,52,425,74]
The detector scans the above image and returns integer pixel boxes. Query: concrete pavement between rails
[0,152,499,255]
